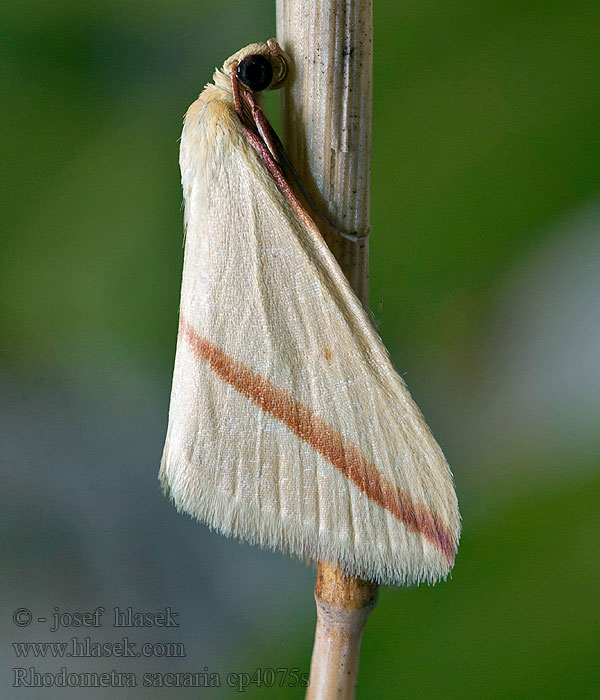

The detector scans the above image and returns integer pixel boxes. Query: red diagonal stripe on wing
[180,318,455,562]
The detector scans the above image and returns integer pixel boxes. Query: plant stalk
[276,1,376,697]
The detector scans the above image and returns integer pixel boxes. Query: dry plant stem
[306,564,378,700]
[277,1,376,698]
[277,0,372,303]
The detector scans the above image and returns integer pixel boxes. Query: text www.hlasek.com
[11,606,309,691]
[13,637,185,659]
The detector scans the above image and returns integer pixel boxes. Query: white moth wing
[160,85,460,586]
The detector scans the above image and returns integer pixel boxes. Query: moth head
[223,39,290,93]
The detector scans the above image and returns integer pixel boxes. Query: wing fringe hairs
[160,41,460,586]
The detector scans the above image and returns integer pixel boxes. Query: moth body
[161,41,460,585]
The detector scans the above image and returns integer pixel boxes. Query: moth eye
[237,54,273,92]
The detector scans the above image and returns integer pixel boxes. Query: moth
[160,39,460,585]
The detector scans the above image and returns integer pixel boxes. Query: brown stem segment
[306,563,378,699]
[277,1,375,698]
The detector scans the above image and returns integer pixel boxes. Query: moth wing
[161,95,460,585]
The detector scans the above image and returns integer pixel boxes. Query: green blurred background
[2,1,599,698]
